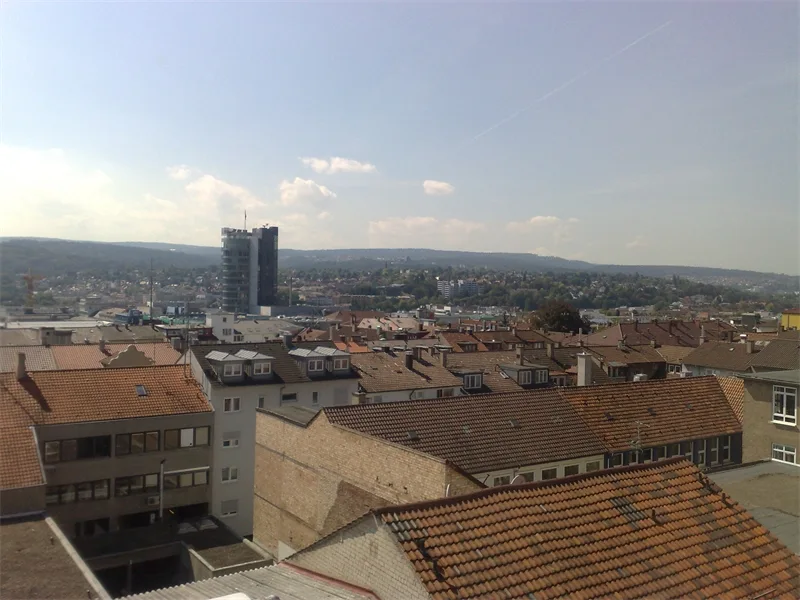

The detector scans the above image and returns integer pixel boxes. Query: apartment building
[741,369,799,466]
[446,348,563,392]
[285,459,800,599]
[0,361,213,539]
[350,347,463,402]
[187,341,360,536]
[252,388,606,558]
[585,343,666,381]
[682,340,761,377]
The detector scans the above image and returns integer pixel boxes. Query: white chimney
[577,353,592,387]
[16,353,26,381]
[99,338,106,352]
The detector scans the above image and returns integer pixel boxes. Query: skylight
[135,385,147,397]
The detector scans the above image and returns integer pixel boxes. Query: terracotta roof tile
[717,377,744,422]
[374,459,800,600]
[587,344,665,366]
[683,341,761,372]
[0,347,57,373]
[587,321,737,348]
[351,351,462,394]
[470,330,524,345]
[437,332,488,352]
[0,427,44,490]
[654,344,695,364]
[50,343,180,370]
[560,376,741,452]
[323,388,606,473]
[445,351,526,394]
[747,339,800,371]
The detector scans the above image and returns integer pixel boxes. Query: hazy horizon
[1,2,797,274]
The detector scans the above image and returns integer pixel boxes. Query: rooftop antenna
[244,209,247,231]
[150,258,156,361]
[629,420,650,461]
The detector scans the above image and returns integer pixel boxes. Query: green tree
[527,300,591,333]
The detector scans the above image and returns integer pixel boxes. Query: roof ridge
[0,363,188,376]
[372,458,690,516]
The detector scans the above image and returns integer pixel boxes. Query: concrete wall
[0,485,45,517]
[364,386,461,403]
[253,411,481,557]
[287,516,430,600]
[190,353,359,537]
[742,379,800,464]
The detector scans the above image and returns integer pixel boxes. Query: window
[721,435,731,462]
[463,374,482,389]
[223,363,242,377]
[220,499,238,517]
[518,370,532,385]
[518,472,535,483]
[46,480,109,505]
[493,475,511,487]
[233,335,244,343]
[222,328,231,335]
[681,441,693,457]
[165,426,210,450]
[308,359,324,372]
[709,438,719,464]
[312,391,319,404]
[535,370,548,384]
[333,358,349,370]
[533,342,545,349]
[668,364,682,374]
[772,443,797,464]
[115,431,159,456]
[43,436,111,463]
[253,361,270,375]
[224,397,241,413]
[773,386,797,425]
[585,461,601,472]
[653,446,665,460]
[222,432,240,448]
[541,468,557,480]
[281,393,297,403]
[221,467,239,482]
[564,464,579,476]
[164,470,208,490]
[695,439,706,466]
[257,396,265,409]
[667,443,680,457]
[115,474,159,497]
[609,366,626,378]
[611,453,623,467]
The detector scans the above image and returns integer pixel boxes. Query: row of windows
[610,436,732,467]
[46,480,109,505]
[44,427,211,463]
[491,461,601,486]
[46,470,211,505]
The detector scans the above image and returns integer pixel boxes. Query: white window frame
[721,435,731,462]
[220,499,238,517]
[695,439,706,466]
[518,370,532,385]
[772,443,797,465]
[281,393,298,403]
[585,461,601,472]
[333,358,349,370]
[233,335,244,343]
[222,436,240,449]
[223,397,241,413]
[308,359,324,372]
[541,467,557,480]
[609,366,625,378]
[534,369,548,384]
[773,386,797,425]
[223,363,242,377]
[221,467,239,482]
[709,438,719,464]
[492,475,511,487]
[563,464,580,476]
[253,362,271,375]
[463,374,482,389]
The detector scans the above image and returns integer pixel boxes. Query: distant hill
[1,238,796,287]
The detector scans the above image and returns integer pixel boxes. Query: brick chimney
[439,347,449,368]
[16,353,26,381]
[546,342,554,359]
[405,350,414,370]
[516,346,524,366]
[699,324,706,345]
[577,353,592,387]
[746,340,755,354]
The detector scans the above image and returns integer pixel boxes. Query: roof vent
[407,430,420,441]
[509,419,520,429]
[135,385,148,397]
[647,407,656,416]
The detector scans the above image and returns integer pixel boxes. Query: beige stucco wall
[742,379,800,464]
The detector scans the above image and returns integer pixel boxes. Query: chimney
[546,342,554,359]
[699,324,706,345]
[650,339,657,348]
[746,340,755,354]
[351,391,367,404]
[439,347,449,368]
[405,351,414,370]
[634,320,638,331]
[577,353,592,387]
[512,327,517,336]
[282,332,293,349]
[99,338,106,353]
[516,346,524,366]
[412,346,423,362]
[16,353,27,380]
[617,340,625,350]
[329,325,337,340]
[578,339,584,347]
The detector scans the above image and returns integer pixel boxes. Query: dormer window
[460,343,477,352]
[253,362,271,375]
[535,369,548,384]
[519,370,532,385]
[308,359,324,372]
[333,358,349,371]
[464,373,482,390]
[223,363,242,377]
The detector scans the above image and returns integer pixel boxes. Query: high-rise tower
[221,226,279,314]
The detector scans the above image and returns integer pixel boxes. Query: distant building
[436,279,481,299]
[221,226,279,314]
[781,308,800,331]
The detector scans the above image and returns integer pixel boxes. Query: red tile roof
[747,339,800,371]
[323,389,606,473]
[683,341,761,372]
[718,376,744,422]
[351,351,463,394]
[50,343,180,370]
[374,459,800,599]
[560,376,741,452]
[0,347,57,373]
[587,320,737,348]
[437,332,488,352]
[0,427,44,490]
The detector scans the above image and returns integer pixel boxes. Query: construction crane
[21,269,43,314]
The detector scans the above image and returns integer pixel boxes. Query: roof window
[135,385,147,397]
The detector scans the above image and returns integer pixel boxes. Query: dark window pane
[164,430,179,450]
[46,487,60,505]
[77,482,93,501]
[61,440,78,461]
[130,476,144,495]
[45,441,60,464]
[164,474,178,490]
[195,427,210,446]
[77,437,94,459]
[131,433,145,454]
[145,474,158,491]
[145,432,159,452]
[115,478,129,497]
[94,480,109,500]
[179,473,193,488]
[61,484,76,503]
[115,434,131,456]
[94,436,111,458]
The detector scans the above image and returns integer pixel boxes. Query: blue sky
[1,1,797,273]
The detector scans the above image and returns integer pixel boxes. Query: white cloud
[423,180,455,196]
[185,174,262,213]
[506,215,577,233]
[626,235,647,249]
[368,216,484,247]
[300,156,377,174]
[279,177,337,206]
[166,165,192,180]
[317,211,331,220]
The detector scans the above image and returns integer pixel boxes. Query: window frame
[43,436,111,463]
[585,461,601,472]
[721,435,731,462]
[164,426,210,450]
[695,439,706,466]
[541,467,558,480]
[518,370,532,385]
[564,464,580,476]
[115,431,160,456]
[534,369,548,384]
[772,443,797,464]
[223,363,242,377]
[332,358,349,371]
[611,453,623,467]
[709,437,719,464]
[46,479,110,505]
[252,361,271,375]
[223,397,241,413]
[221,466,239,483]
[492,475,511,487]
[463,373,482,390]
[257,396,265,409]
[281,392,298,403]
[307,359,324,372]
[114,474,159,497]
[773,386,797,425]
[220,499,238,517]
[312,391,319,404]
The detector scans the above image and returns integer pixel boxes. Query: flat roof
[740,369,800,385]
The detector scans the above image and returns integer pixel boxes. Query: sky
[0,1,797,274]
